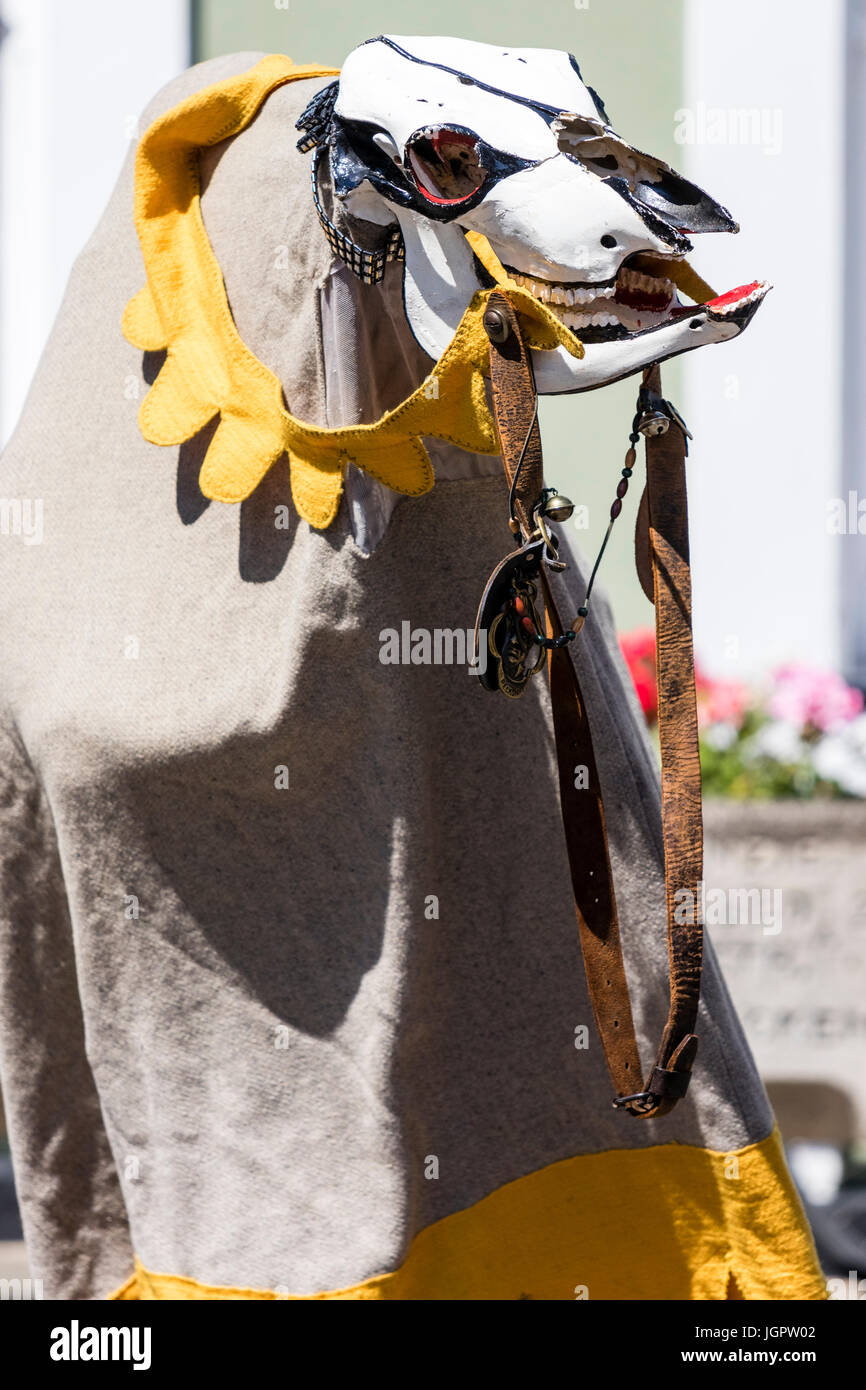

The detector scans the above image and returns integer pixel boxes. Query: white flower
[811,723,866,797]
[702,721,738,751]
[744,719,806,765]
[842,712,866,755]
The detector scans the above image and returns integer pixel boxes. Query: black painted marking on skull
[330,114,538,223]
[568,53,610,126]
[605,177,694,254]
[364,35,573,127]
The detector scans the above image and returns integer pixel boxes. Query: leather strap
[483,291,703,1117]
[640,362,704,1112]
[480,297,543,540]
[539,569,644,1099]
[634,484,654,604]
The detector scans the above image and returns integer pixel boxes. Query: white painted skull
[299,35,768,393]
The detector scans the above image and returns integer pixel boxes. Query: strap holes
[624,1061,630,1070]
[613,1019,619,1028]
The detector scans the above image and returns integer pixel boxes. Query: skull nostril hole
[600,234,617,249]
[689,318,703,330]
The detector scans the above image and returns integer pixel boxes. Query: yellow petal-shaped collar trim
[122,55,584,529]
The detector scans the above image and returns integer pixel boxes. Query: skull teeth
[616,266,674,296]
[510,272,616,305]
[558,310,632,330]
[555,303,671,333]
[508,266,675,319]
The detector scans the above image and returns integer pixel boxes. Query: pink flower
[697,677,751,730]
[768,664,864,733]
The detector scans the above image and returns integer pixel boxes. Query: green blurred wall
[193,0,684,630]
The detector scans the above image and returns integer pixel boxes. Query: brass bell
[638,409,670,437]
[541,493,574,522]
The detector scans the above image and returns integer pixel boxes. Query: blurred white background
[0,0,188,442]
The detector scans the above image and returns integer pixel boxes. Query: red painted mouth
[705,281,764,311]
[667,279,770,323]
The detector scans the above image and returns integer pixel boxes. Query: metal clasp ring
[612,1089,659,1115]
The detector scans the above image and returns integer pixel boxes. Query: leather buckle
[647,1064,693,1101]
[611,1089,660,1116]
[612,1036,699,1115]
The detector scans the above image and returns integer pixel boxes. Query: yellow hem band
[108,1126,825,1301]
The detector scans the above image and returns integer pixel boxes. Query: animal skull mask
[298,34,768,393]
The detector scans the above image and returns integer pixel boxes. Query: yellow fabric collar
[122,54,584,529]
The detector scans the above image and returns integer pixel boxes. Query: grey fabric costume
[0,54,818,1299]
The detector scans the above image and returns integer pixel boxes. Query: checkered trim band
[309,145,404,286]
[295,80,339,153]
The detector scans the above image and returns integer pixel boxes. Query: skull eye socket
[405,126,487,206]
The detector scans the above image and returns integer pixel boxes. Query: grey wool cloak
[0,53,825,1300]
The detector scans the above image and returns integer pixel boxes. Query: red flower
[619,628,750,731]
[620,628,658,722]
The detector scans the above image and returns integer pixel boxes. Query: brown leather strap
[641,362,704,1108]
[634,484,654,604]
[481,295,543,542]
[539,569,644,1099]
[483,291,703,1118]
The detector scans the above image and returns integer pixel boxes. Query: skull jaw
[388,202,769,395]
[531,287,768,394]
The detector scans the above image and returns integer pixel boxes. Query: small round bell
[541,493,575,522]
[638,410,670,437]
